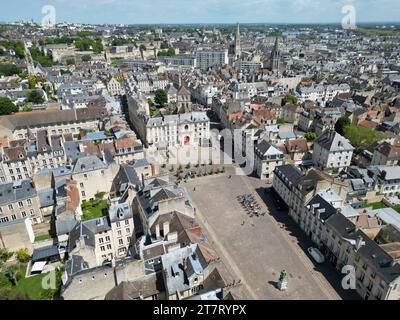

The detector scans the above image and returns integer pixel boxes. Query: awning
[31,261,47,273]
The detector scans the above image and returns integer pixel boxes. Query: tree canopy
[343,125,386,151]
[283,94,299,105]
[154,89,168,106]
[26,90,44,104]
[335,116,351,136]
[304,132,317,142]
[0,97,18,115]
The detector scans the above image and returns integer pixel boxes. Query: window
[80,183,84,188]
[81,191,86,197]
[99,238,104,244]
[8,204,13,211]
[125,220,129,226]
[100,246,105,252]
[11,214,16,220]
[27,199,32,206]
[127,237,131,243]
[107,244,112,250]
[118,239,123,245]
[21,211,27,218]
[105,236,110,242]
[116,222,120,228]
[117,230,122,236]
[126,228,130,234]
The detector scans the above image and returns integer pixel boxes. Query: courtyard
[183,166,359,300]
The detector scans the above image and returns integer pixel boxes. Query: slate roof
[0,180,37,206]
[315,130,354,152]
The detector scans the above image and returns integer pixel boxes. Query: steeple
[270,36,280,73]
[234,22,241,60]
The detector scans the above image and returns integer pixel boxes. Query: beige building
[0,107,107,140]
[72,155,120,203]
[0,218,34,253]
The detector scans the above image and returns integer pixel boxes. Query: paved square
[183,167,352,300]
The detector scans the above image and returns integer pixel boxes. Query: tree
[160,42,169,49]
[6,264,21,286]
[335,116,351,136]
[26,90,44,104]
[0,63,22,76]
[0,97,18,115]
[66,58,75,66]
[154,89,168,106]
[276,117,285,125]
[81,54,92,62]
[344,125,387,151]
[16,248,30,263]
[304,132,317,142]
[283,94,298,105]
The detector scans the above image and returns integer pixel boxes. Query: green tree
[304,132,317,142]
[160,42,169,49]
[283,94,298,105]
[0,63,22,76]
[26,90,44,104]
[335,116,351,136]
[0,97,18,115]
[6,264,21,286]
[276,117,285,124]
[16,248,30,263]
[81,54,92,62]
[154,89,168,106]
[343,125,387,150]
[66,58,75,66]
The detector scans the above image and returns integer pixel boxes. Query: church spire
[234,22,241,60]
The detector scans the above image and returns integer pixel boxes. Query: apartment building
[254,139,285,182]
[0,179,42,225]
[303,195,400,300]
[67,201,134,267]
[313,130,354,171]
[72,155,120,203]
[195,49,229,71]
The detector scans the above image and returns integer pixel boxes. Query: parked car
[308,247,325,264]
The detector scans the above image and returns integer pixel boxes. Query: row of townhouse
[272,164,400,300]
[0,106,107,140]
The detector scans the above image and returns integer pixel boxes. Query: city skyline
[1,0,400,25]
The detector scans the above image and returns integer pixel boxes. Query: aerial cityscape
[1,0,400,303]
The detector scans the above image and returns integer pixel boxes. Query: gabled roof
[315,130,354,152]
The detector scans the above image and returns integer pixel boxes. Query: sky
[0,0,399,25]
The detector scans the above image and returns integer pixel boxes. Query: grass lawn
[369,201,389,210]
[81,199,108,221]
[34,234,52,242]
[8,264,61,300]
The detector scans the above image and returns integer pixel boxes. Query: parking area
[184,166,359,300]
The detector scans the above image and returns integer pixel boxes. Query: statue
[278,269,288,291]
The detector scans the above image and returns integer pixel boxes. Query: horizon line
[1,20,400,26]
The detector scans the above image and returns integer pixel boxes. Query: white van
[308,247,325,264]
